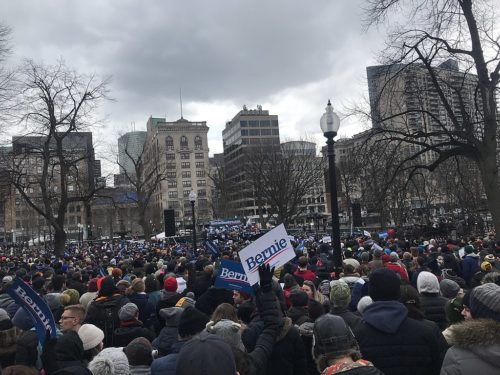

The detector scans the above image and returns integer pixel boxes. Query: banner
[203,240,220,257]
[378,231,388,239]
[214,260,254,295]
[6,277,57,344]
[238,224,295,285]
[322,236,332,243]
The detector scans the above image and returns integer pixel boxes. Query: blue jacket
[150,340,186,375]
[462,254,479,286]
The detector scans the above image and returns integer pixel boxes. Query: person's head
[60,289,80,306]
[369,268,401,301]
[440,279,460,299]
[211,303,239,324]
[302,280,316,299]
[232,290,251,306]
[59,304,86,333]
[298,256,308,269]
[356,296,373,315]
[118,303,139,321]
[312,314,360,373]
[390,252,399,263]
[98,276,119,297]
[52,274,66,292]
[461,289,473,320]
[283,273,298,289]
[130,278,145,294]
[329,280,351,308]
[78,324,104,361]
[88,347,130,375]
[144,274,159,293]
[175,331,237,375]
[469,283,500,322]
[416,271,440,294]
[125,337,153,367]
[87,278,99,293]
[178,307,210,340]
[55,330,84,363]
[289,290,309,308]
[163,276,178,292]
[399,284,424,320]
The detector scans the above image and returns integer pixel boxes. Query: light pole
[189,191,197,251]
[320,100,343,278]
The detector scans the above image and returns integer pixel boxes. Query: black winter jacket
[354,300,447,375]
[420,293,449,331]
[329,306,362,331]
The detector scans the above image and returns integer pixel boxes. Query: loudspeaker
[164,209,176,237]
[352,203,362,227]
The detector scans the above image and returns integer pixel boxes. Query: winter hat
[163,276,178,292]
[417,271,440,294]
[0,308,10,322]
[329,280,351,308]
[369,268,401,301]
[289,290,309,307]
[131,278,145,293]
[178,306,209,338]
[175,296,196,309]
[439,279,460,299]
[112,268,122,278]
[61,289,80,306]
[313,314,359,359]
[159,306,184,326]
[390,252,399,262]
[469,283,500,322]
[357,296,373,314]
[118,303,139,321]
[481,261,493,272]
[15,331,39,367]
[88,347,130,375]
[206,319,245,351]
[318,280,330,296]
[2,275,12,284]
[98,276,119,297]
[176,331,236,375]
[381,254,391,263]
[464,245,474,254]
[125,337,153,366]
[55,331,84,362]
[484,254,495,263]
[78,324,104,351]
[308,299,325,321]
[87,278,99,293]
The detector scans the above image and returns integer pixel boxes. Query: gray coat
[441,318,500,375]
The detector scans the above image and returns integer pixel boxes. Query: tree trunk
[478,155,500,241]
[53,227,67,258]
[139,215,151,241]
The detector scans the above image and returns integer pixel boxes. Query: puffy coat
[113,319,156,348]
[461,254,479,286]
[441,319,500,375]
[151,340,186,375]
[420,293,449,330]
[152,307,183,356]
[354,300,448,375]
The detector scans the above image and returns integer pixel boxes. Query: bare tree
[4,60,110,256]
[364,0,500,238]
[208,157,232,219]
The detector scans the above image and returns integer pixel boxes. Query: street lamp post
[320,100,343,278]
[189,191,197,252]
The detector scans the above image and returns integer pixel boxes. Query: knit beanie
[87,278,99,293]
[118,303,139,321]
[176,331,236,375]
[178,306,209,338]
[464,245,474,254]
[61,289,80,305]
[125,337,153,366]
[417,271,440,294]
[440,279,460,299]
[55,331,84,362]
[470,283,500,322]
[88,347,130,375]
[98,276,119,297]
[369,268,401,301]
[78,324,104,351]
[289,290,309,307]
[357,296,373,314]
[15,331,38,367]
[206,319,245,351]
[329,280,351,308]
[481,261,493,272]
[308,299,325,321]
[163,276,178,292]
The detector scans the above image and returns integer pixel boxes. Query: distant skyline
[1,0,386,174]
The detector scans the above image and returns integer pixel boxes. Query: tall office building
[118,131,147,175]
[144,116,211,229]
[222,106,280,220]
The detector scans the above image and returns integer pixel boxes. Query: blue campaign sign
[6,277,57,344]
[203,240,220,257]
[215,259,254,295]
[378,231,388,239]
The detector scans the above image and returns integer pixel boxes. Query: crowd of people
[0,227,498,375]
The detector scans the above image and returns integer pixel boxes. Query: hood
[448,319,500,368]
[276,317,293,342]
[159,306,184,326]
[362,300,408,334]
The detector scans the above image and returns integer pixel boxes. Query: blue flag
[6,277,57,344]
[215,259,254,295]
[203,240,220,257]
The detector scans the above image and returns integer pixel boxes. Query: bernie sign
[215,259,254,295]
[239,224,295,285]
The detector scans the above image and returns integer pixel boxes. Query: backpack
[94,296,121,347]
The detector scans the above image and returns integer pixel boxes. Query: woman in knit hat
[78,324,104,362]
[88,347,130,375]
[441,283,500,374]
[302,280,330,311]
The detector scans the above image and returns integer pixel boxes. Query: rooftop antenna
[179,87,183,119]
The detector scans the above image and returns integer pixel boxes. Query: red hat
[381,254,391,263]
[164,276,178,292]
[112,268,122,278]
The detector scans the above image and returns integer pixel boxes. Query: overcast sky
[1,0,385,172]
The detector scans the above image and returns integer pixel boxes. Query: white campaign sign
[322,236,332,243]
[239,224,295,285]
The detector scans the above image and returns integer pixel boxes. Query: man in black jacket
[354,268,447,375]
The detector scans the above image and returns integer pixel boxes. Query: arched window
[194,135,202,150]
[165,136,173,150]
[180,135,188,149]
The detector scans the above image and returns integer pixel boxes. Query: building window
[168,181,177,188]
[182,180,191,187]
[195,162,204,168]
[195,153,203,159]
[196,170,205,177]
[167,172,176,178]
[166,136,174,150]
[181,171,191,178]
[166,162,176,170]
[198,189,207,197]
[181,162,190,168]
[180,153,190,160]
[197,180,206,187]
[183,190,190,197]
[166,153,175,160]
[180,136,188,150]
[168,191,178,198]
[194,136,202,150]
